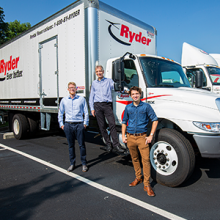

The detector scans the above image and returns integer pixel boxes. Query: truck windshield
[139,57,191,88]
[207,67,220,85]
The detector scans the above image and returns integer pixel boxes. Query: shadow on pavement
[180,156,220,187]
[0,172,102,220]
[87,151,120,168]
[197,157,220,178]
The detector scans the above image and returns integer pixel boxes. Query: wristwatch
[150,133,154,136]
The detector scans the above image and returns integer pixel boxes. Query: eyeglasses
[68,87,76,90]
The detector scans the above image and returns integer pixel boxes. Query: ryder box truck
[1,0,220,187]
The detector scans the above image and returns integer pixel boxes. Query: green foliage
[6,20,31,41]
[0,7,8,45]
[0,7,31,45]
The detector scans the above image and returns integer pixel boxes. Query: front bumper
[193,134,220,158]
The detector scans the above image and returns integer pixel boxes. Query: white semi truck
[1,0,220,187]
[210,54,220,66]
[182,42,220,94]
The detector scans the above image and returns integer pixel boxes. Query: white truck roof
[181,42,218,67]
[210,54,220,66]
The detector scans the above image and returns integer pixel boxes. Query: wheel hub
[150,141,178,176]
[13,119,20,135]
[157,153,167,165]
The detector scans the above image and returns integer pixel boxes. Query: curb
[3,132,15,139]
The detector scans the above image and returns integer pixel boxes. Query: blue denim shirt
[89,77,114,111]
[122,101,158,134]
[58,95,89,127]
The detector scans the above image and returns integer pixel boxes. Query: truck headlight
[193,122,220,132]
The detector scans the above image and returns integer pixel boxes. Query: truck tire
[27,116,38,137]
[12,114,29,140]
[150,128,195,187]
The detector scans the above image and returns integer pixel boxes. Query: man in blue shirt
[122,86,158,197]
[58,82,89,172]
[89,65,124,153]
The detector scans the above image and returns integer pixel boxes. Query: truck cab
[105,52,220,187]
[184,65,220,94]
[182,42,220,94]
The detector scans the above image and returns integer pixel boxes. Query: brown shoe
[129,177,143,187]
[144,185,155,197]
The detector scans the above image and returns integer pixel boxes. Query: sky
[1,0,220,63]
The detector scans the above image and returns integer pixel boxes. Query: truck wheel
[27,117,38,137]
[12,114,29,140]
[150,128,195,187]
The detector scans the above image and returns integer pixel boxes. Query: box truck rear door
[39,36,59,109]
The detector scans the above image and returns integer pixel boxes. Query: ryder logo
[0,56,20,81]
[106,20,152,46]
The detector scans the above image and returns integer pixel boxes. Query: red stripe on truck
[214,78,219,83]
[116,94,172,105]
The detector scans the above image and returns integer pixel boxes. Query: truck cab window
[186,69,207,87]
[123,60,139,88]
[207,67,220,85]
[139,57,190,88]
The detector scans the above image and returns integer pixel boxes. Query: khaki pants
[127,133,150,186]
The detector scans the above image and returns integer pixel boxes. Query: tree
[0,7,8,45]
[0,8,31,45]
[6,20,31,41]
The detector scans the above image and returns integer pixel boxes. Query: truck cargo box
[0,0,156,113]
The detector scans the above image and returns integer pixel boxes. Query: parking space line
[0,143,186,220]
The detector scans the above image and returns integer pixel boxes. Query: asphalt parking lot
[1,129,220,220]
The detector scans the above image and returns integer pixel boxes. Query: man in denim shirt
[122,86,158,197]
[58,82,89,172]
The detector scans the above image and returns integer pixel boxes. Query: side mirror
[195,70,203,88]
[113,59,124,91]
[114,81,125,92]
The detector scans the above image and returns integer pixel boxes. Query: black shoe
[113,145,125,153]
[82,165,88,172]
[100,146,107,151]
[67,165,75,172]
[106,144,113,153]
[100,145,112,153]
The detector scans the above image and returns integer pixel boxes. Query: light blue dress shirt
[89,77,114,111]
[58,95,89,127]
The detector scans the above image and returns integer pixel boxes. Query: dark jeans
[64,122,87,165]
[94,102,119,148]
